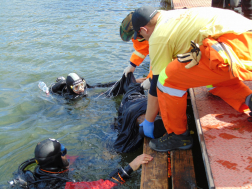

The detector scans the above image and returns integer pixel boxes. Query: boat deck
[190,82,252,189]
[172,0,212,9]
[140,83,252,189]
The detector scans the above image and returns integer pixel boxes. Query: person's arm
[130,39,149,67]
[124,39,149,77]
[145,93,159,122]
[50,79,66,95]
[139,75,159,138]
[136,77,147,83]
[109,154,153,184]
[65,154,153,189]
[129,154,153,171]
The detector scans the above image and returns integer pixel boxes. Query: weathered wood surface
[137,115,169,189]
[171,150,197,189]
[141,137,168,189]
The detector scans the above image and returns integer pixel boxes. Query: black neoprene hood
[34,139,63,171]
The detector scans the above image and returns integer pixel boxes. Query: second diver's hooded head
[34,138,69,172]
[66,73,87,95]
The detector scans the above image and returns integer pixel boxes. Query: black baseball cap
[132,6,158,40]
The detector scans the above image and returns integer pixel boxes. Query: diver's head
[66,73,87,95]
[34,138,69,172]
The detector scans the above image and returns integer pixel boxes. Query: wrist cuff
[119,166,131,179]
[123,165,133,176]
[130,62,137,67]
[143,119,154,125]
[149,75,158,97]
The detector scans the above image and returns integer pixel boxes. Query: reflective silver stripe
[157,81,187,97]
[133,50,146,59]
[221,42,246,69]
[120,167,129,177]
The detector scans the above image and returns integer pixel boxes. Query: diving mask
[61,144,67,156]
[72,80,86,93]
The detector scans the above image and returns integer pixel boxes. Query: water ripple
[0,0,159,187]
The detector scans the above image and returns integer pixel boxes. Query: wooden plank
[141,137,168,189]
[171,150,197,189]
[189,88,215,189]
[137,115,168,189]
[138,114,197,189]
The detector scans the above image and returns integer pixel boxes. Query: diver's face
[72,81,85,94]
[61,156,69,169]
[74,88,85,94]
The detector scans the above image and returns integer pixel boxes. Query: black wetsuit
[49,79,87,100]
[34,165,132,189]
[49,78,115,100]
[11,158,133,189]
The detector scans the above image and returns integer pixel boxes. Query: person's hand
[139,119,154,138]
[141,78,151,90]
[129,154,153,171]
[136,77,147,83]
[123,65,136,77]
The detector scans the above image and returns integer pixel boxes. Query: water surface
[0,0,160,188]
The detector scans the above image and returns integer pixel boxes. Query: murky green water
[0,0,160,188]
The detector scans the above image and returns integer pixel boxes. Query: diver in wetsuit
[9,138,153,189]
[49,73,88,100]
[50,73,115,100]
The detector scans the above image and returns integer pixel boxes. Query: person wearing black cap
[120,12,152,90]
[10,138,153,189]
[131,6,252,152]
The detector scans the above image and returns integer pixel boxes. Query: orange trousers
[157,33,252,135]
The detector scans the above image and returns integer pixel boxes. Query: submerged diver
[10,138,153,189]
[49,73,116,100]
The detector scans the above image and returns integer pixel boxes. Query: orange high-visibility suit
[157,32,252,135]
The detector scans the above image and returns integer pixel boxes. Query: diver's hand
[123,65,136,77]
[141,78,151,90]
[129,154,153,171]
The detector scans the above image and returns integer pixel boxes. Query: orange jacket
[130,39,149,67]
[130,39,152,79]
